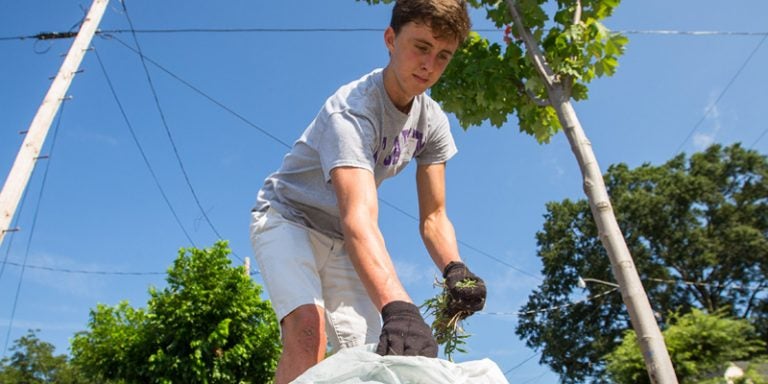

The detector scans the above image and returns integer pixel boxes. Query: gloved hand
[375,301,438,358]
[443,261,486,319]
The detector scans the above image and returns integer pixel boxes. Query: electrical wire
[376,199,541,280]
[750,127,767,149]
[3,28,768,42]
[478,287,620,317]
[478,275,766,319]
[674,33,768,154]
[0,259,259,276]
[621,29,768,37]
[101,27,384,34]
[648,277,766,292]
[476,274,765,323]
[93,45,197,247]
[503,351,541,375]
[499,286,623,380]
[118,0,242,263]
[104,34,292,148]
[0,259,164,276]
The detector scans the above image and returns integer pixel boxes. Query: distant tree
[0,329,91,384]
[606,309,766,384]
[69,302,147,383]
[70,241,281,383]
[515,143,768,382]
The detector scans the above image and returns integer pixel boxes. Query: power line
[376,199,540,279]
[3,28,768,41]
[119,1,242,263]
[479,287,619,317]
[499,288,620,381]
[98,27,767,37]
[0,259,164,276]
[93,45,197,247]
[476,275,766,321]
[750,127,768,149]
[457,240,542,281]
[674,32,768,154]
[620,29,768,37]
[102,27,385,34]
[648,277,766,292]
[104,34,293,148]
[0,258,258,277]
[504,352,541,376]
[476,277,765,319]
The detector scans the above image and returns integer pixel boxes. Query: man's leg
[275,304,327,384]
[250,208,331,382]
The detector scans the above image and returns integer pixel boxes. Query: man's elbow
[419,210,448,237]
[340,212,377,241]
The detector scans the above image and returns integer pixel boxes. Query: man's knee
[281,304,327,356]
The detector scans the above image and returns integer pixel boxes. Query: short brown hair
[390,0,471,43]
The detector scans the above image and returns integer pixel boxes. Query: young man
[249,1,486,382]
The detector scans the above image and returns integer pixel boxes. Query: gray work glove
[443,261,486,319]
[375,301,438,358]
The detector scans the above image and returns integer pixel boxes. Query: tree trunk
[503,1,678,380]
[550,87,678,384]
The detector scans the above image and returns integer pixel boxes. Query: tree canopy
[0,329,89,384]
[516,143,768,382]
[361,0,626,139]
[70,241,281,383]
[605,309,766,384]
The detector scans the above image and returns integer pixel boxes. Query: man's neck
[382,67,415,114]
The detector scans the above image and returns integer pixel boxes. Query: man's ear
[384,26,396,53]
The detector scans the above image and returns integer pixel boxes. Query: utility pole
[0,0,109,249]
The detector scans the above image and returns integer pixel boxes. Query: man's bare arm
[331,166,411,310]
[416,162,461,270]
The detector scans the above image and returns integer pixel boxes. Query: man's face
[384,22,460,108]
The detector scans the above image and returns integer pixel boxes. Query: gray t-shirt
[254,68,457,239]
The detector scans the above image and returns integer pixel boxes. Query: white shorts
[249,207,381,352]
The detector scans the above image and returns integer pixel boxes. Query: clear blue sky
[1,0,766,382]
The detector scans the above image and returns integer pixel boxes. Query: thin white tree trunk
[551,89,678,384]
[503,1,678,381]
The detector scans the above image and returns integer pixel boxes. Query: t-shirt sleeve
[315,110,377,182]
[416,111,457,165]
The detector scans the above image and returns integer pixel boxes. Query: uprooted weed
[421,277,477,361]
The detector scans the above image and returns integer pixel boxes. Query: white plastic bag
[292,344,510,384]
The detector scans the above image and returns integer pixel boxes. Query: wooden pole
[0,0,110,248]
